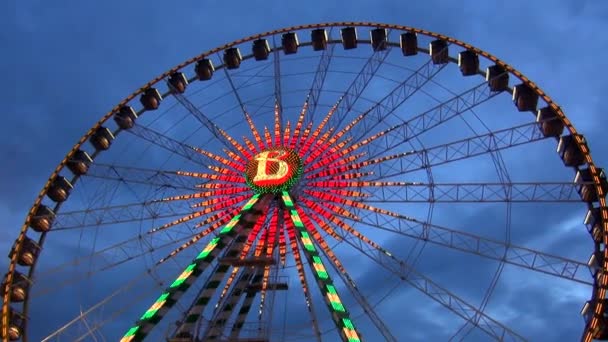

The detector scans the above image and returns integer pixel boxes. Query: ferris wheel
[2,22,608,341]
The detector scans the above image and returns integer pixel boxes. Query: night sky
[3,1,608,341]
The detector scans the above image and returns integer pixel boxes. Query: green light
[312,256,328,279]
[195,237,220,260]
[326,284,338,295]
[140,292,170,320]
[123,326,139,337]
[169,263,197,288]
[290,210,304,227]
[282,192,294,207]
[220,214,241,234]
[343,318,355,330]
[242,196,259,210]
[300,231,315,252]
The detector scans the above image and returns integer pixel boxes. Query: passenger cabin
[2,271,31,303]
[311,28,328,51]
[10,236,40,267]
[575,168,608,203]
[557,134,587,167]
[90,126,115,151]
[223,47,242,69]
[67,149,93,176]
[429,39,448,64]
[536,107,564,137]
[114,106,138,130]
[29,204,55,233]
[458,50,479,76]
[47,176,73,203]
[512,83,539,112]
[371,28,388,51]
[486,64,509,91]
[140,88,163,110]
[585,207,604,243]
[195,58,215,80]
[400,32,417,56]
[282,32,299,54]
[581,299,608,340]
[340,27,357,50]
[588,251,604,278]
[252,39,270,60]
[8,308,25,341]
[168,72,188,94]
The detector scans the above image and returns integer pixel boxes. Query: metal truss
[348,209,590,285]
[273,36,283,126]
[172,236,250,338]
[170,86,235,153]
[328,46,392,130]
[128,124,221,169]
[202,269,258,340]
[367,121,548,180]
[306,34,335,124]
[361,181,588,203]
[333,227,527,341]
[85,164,202,190]
[53,200,193,229]
[360,81,499,159]
[318,241,397,342]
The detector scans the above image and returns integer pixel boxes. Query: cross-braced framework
[2,23,607,342]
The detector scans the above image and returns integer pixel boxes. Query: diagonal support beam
[128,124,222,169]
[361,122,547,181]
[342,208,591,285]
[306,33,335,124]
[333,181,588,203]
[317,237,397,342]
[170,84,236,153]
[86,164,202,191]
[331,223,527,341]
[120,194,272,341]
[282,192,362,342]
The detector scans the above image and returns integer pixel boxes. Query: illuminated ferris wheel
[3,22,608,341]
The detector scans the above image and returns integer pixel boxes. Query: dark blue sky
[3,0,608,341]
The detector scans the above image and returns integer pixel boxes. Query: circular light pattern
[245,147,303,193]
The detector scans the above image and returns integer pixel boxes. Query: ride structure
[2,22,607,341]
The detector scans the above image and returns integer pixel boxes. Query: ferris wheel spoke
[170,85,237,154]
[346,181,586,203]
[85,163,203,190]
[282,192,362,342]
[361,81,500,160]
[337,206,591,285]
[127,124,221,169]
[40,265,166,341]
[328,43,392,131]
[272,36,284,129]
[306,29,335,124]
[51,200,191,230]
[284,213,323,341]
[340,234,527,341]
[301,191,519,339]
[32,229,198,298]
[312,54,451,168]
[360,121,547,181]
[303,85,499,179]
[295,206,397,342]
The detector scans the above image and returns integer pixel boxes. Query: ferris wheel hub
[244,147,303,194]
